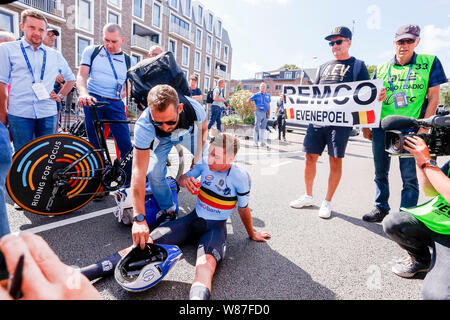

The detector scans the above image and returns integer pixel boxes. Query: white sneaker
[289,195,314,209]
[318,200,332,219]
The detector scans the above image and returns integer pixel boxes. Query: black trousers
[277,114,286,139]
[383,210,450,300]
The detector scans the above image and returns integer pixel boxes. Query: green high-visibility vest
[401,161,450,235]
[376,54,435,121]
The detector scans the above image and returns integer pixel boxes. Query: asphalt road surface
[5,128,449,300]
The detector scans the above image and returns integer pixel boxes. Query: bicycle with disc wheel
[6,101,184,216]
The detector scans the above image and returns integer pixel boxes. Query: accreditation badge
[115,82,123,98]
[393,91,408,109]
[32,82,50,100]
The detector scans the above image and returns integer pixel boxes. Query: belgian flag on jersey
[198,186,237,210]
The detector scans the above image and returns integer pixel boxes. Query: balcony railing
[215,69,230,81]
[18,0,64,18]
[169,23,194,42]
[131,35,159,52]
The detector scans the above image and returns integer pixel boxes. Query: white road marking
[270,160,292,168]
[13,207,115,235]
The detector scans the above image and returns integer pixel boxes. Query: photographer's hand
[404,136,430,167]
[0,233,101,300]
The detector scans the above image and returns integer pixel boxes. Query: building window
[170,14,190,40]
[78,0,93,33]
[204,76,210,92]
[133,0,144,20]
[217,20,222,38]
[107,10,120,25]
[182,69,189,80]
[285,71,292,79]
[168,38,177,55]
[182,45,189,67]
[194,51,201,71]
[205,56,211,74]
[224,46,229,63]
[170,0,178,9]
[130,53,141,67]
[0,11,14,33]
[275,85,282,91]
[183,0,191,17]
[215,40,221,59]
[197,6,203,25]
[153,3,161,28]
[107,0,121,9]
[208,13,213,32]
[206,34,212,54]
[196,29,202,48]
[77,35,92,66]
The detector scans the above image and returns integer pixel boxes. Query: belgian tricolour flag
[286,108,295,120]
[352,110,375,125]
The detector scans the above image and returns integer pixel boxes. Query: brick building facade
[0,0,232,96]
[229,68,317,97]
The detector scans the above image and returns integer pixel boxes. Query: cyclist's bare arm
[0,82,8,125]
[76,65,96,106]
[131,147,151,248]
[193,121,208,166]
[130,148,150,218]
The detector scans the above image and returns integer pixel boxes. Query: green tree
[440,85,450,107]
[280,64,300,70]
[367,65,376,79]
[230,90,254,120]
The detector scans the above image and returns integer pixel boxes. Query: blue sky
[200,0,450,80]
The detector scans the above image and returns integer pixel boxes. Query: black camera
[382,105,450,157]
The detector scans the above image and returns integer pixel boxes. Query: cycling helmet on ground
[114,243,182,292]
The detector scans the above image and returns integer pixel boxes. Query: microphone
[381,115,418,130]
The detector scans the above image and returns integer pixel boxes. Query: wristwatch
[133,213,146,223]
[57,93,65,100]
[421,159,438,170]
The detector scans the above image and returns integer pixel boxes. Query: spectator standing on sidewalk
[189,75,203,103]
[248,82,271,149]
[362,25,447,223]
[42,28,66,132]
[275,93,287,142]
[0,10,75,152]
[0,31,15,237]
[289,26,380,219]
[208,79,227,133]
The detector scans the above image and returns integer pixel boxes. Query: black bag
[206,90,214,104]
[127,51,191,110]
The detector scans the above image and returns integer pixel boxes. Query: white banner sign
[283,79,383,128]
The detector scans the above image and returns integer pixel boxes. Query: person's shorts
[302,124,352,158]
[150,210,227,263]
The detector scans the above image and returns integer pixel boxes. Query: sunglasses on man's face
[329,39,347,47]
[396,39,415,45]
[150,112,178,127]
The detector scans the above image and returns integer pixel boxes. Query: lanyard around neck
[387,63,413,92]
[20,42,46,84]
[105,48,120,82]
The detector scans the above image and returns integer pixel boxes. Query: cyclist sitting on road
[81,132,270,300]
[76,23,132,196]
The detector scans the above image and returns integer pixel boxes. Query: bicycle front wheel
[7,134,104,215]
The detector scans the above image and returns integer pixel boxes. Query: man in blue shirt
[189,75,203,103]
[248,82,271,149]
[77,23,133,190]
[0,10,75,152]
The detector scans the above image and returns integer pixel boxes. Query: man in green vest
[382,136,450,299]
[362,24,448,222]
